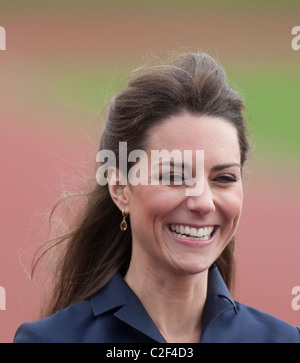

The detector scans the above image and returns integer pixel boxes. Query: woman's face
[125,112,243,277]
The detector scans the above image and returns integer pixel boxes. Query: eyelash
[159,173,185,183]
[159,173,238,185]
[213,175,238,184]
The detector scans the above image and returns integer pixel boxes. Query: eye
[213,174,238,184]
[159,173,185,184]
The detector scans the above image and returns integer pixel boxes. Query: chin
[171,260,213,276]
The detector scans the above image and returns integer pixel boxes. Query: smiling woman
[14,52,300,343]
[118,114,243,290]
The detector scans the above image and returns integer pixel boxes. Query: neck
[124,258,208,343]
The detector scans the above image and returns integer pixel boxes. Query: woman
[14,52,299,343]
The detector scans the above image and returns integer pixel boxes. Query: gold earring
[120,208,128,231]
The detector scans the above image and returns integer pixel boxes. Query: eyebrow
[211,163,241,172]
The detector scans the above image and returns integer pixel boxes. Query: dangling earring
[120,208,128,231]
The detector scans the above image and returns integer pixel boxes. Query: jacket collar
[90,264,237,342]
[207,264,237,311]
[90,272,166,342]
[201,264,238,335]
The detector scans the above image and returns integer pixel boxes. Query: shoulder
[233,301,300,343]
[13,271,153,343]
[14,299,97,343]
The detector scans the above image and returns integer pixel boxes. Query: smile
[169,224,216,241]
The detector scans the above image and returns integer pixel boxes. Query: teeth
[190,227,197,236]
[169,224,215,241]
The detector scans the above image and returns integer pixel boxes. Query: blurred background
[1,0,300,342]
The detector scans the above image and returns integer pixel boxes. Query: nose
[186,182,215,215]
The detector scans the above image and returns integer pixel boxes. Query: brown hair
[38,52,250,317]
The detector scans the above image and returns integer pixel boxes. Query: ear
[107,167,130,213]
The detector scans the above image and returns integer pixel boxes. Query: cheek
[128,186,184,226]
[217,186,243,226]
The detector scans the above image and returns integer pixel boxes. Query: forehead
[146,112,240,163]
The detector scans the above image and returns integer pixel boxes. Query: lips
[169,224,216,241]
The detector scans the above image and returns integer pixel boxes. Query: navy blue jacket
[14,265,300,343]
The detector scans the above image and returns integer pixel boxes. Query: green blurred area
[2,0,300,7]
[2,0,300,15]
[51,64,300,161]
[228,65,300,161]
